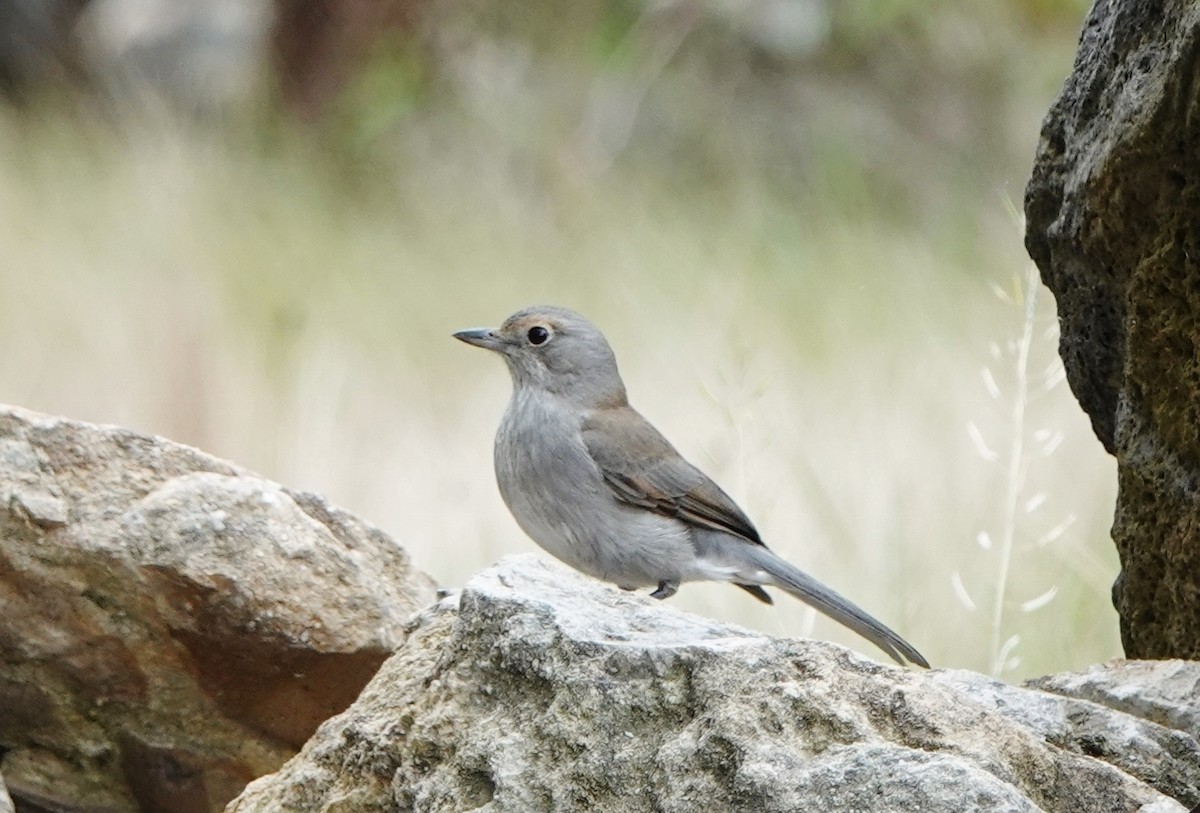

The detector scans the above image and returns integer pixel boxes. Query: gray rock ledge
[228,554,1198,813]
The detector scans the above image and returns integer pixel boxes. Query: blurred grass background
[0,0,1116,678]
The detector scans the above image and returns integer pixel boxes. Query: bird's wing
[581,407,765,546]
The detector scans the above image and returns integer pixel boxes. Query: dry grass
[0,106,1119,679]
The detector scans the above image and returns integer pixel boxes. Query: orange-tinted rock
[0,405,438,812]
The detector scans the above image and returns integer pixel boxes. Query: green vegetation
[0,0,1116,677]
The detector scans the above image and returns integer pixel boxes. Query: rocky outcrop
[1024,0,1200,659]
[0,405,438,812]
[6,403,1196,813]
[227,555,1199,813]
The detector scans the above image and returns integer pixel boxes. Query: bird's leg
[649,580,678,600]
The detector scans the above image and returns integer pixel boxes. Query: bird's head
[454,305,628,408]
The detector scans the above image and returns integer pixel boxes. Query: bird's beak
[453,327,507,352]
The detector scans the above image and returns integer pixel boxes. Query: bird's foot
[649,580,679,600]
[619,585,637,592]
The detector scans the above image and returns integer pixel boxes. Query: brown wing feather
[581,407,765,547]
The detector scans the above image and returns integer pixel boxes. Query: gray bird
[454,305,928,667]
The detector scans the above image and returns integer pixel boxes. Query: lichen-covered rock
[227,555,1198,813]
[943,666,1200,806]
[1029,660,1200,744]
[0,405,438,812]
[1024,0,1200,658]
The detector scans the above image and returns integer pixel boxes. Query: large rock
[227,555,1199,813]
[0,405,438,812]
[1024,1,1200,659]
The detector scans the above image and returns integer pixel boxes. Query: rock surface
[227,555,1199,813]
[1024,1,1200,658]
[0,405,438,812]
[1030,659,1200,736]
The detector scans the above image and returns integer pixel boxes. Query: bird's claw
[649,580,678,600]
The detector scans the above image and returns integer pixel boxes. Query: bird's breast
[492,390,692,586]
[494,393,605,559]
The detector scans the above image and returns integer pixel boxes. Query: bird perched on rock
[454,305,928,667]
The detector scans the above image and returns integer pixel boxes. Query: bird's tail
[739,544,929,668]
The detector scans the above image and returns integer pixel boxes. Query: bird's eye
[527,326,550,345]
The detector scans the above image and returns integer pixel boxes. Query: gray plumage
[454,305,928,668]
